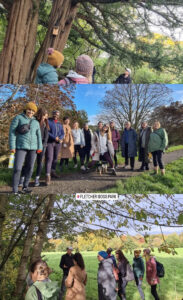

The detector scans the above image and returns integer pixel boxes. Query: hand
[55,137,59,142]
[81,145,84,148]
[37,150,42,154]
[10,149,16,153]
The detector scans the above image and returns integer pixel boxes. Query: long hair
[115,250,128,263]
[73,252,85,270]
[36,108,49,129]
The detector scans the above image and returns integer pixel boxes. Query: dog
[97,161,108,175]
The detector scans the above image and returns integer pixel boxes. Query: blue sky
[1,84,183,124]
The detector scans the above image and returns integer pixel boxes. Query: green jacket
[25,281,60,300]
[133,256,145,278]
[9,113,42,151]
[148,128,168,153]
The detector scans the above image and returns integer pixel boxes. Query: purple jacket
[111,129,120,150]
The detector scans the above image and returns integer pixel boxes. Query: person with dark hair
[45,110,64,185]
[133,250,145,300]
[143,249,160,300]
[9,102,42,194]
[59,247,74,300]
[121,121,137,171]
[138,121,152,171]
[72,121,85,170]
[65,253,87,300]
[97,251,117,300]
[115,250,128,300]
[110,121,120,168]
[25,260,60,300]
[114,68,132,84]
[35,48,64,84]
[60,116,74,171]
[82,123,93,166]
[107,248,117,268]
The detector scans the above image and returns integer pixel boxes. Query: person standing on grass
[59,247,74,300]
[45,110,64,185]
[148,121,168,176]
[72,121,86,170]
[114,68,132,84]
[110,121,120,168]
[25,260,60,300]
[65,253,87,300]
[143,249,160,300]
[121,121,137,171]
[60,116,74,171]
[89,124,116,175]
[97,251,117,300]
[9,102,42,194]
[35,48,64,84]
[133,250,145,300]
[82,123,93,167]
[115,250,128,300]
[138,121,152,172]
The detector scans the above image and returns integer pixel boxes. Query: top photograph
[1,0,183,84]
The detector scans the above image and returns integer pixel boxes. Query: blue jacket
[35,63,58,84]
[121,128,137,157]
[9,113,42,151]
[48,118,64,143]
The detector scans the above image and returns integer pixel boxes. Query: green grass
[104,157,183,194]
[42,249,183,300]
[166,145,183,153]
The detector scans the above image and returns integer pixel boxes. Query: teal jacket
[148,128,168,153]
[25,281,60,300]
[35,63,58,84]
[9,113,43,151]
[133,256,145,278]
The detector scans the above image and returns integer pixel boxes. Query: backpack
[35,286,43,300]
[156,260,165,278]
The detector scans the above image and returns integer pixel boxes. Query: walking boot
[46,174,51,186]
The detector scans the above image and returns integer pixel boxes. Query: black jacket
[40,124,49,148]
[114,74,131,84]
[83,129,92,149]
[59,253,74,276]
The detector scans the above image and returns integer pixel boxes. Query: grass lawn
[42,249,183,300]
[104,157,183,194]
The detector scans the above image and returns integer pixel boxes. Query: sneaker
[34,178,40,187]
[112,168,117,176]
[22,187,32,194]
[18,176,24,187]
[80,165,86,171]
[74,164,78,169]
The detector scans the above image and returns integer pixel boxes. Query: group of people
[25,247,161,300]
[35,47,132,85]
[9,101,168,194]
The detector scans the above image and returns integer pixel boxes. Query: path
[0,149,183,194]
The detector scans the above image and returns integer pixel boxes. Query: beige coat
[65,265,87,300]
[60,124,74,159]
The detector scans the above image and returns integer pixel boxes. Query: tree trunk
[13,208,40,298]
[30,195,56,264]
[0,195,7,267]
[30,0,79,82]
[0,0,40,84]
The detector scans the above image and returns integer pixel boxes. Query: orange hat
[47,48,64,67]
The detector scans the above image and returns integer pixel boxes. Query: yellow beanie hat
[47,48,64,67]
[25,102,38,113]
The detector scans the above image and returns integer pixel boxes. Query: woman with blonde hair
[65,253,87,300]
[89,123,116,175]
[148,121,168,175]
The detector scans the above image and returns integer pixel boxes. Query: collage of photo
[0,1,183,300]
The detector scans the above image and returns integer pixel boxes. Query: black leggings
[152,150,164,169]
[151,285,160,300]
[114,150,118,166]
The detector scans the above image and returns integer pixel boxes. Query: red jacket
[111,129,120,150]
[146,257,160,285]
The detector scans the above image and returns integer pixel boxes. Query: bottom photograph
[0,194,182,300]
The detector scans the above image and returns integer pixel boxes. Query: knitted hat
[76,55,94,77]
[25,102,37,113]
[98,251,108,259]
[47,48,64,67]
[125,68,131,75]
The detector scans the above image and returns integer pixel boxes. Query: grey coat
[98,258,117,300]
[121,128,137,158]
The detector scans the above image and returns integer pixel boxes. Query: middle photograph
[0,83,183,195]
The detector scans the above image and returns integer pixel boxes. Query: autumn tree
[99,84,172,129]
[1,1,183,83]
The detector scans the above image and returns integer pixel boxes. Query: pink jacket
[146,257,160,286]
[111,129,120,150]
